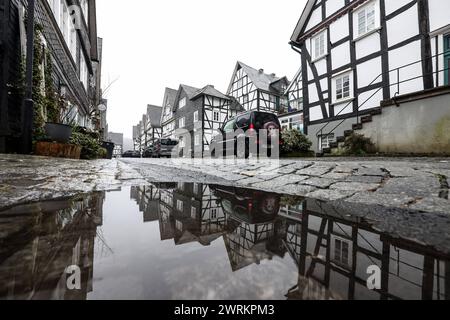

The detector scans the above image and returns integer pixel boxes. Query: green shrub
[70,130,104,160]
[281,129,313,154]
[343,133,376,155]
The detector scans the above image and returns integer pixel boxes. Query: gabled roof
[285,67,302,94]
[164,87,178,109]
[192,85,230,101]
[172,84,200,112]
[227,61,287,94]
[147,105,163,128]
[290,0,316,43]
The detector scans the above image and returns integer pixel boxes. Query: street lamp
[22,0,36,154]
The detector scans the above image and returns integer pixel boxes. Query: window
[194,111,199,123]
[179,97,186,109]
[176,220,183,231]
[321,133,335,149]
[333,72,353,103]
[213,111,220,122]
[80,54,88,90]
[311,31,327,61]
[191,207,197,219]
[177,200,184,212]
[194,134,200,146]
[178,117,185,128]
[236,114,250,128]
[211,209,217,220]
[243,94,249,104]
[193,183,199,194]
[334,238,350,266]
[355,1,378,38]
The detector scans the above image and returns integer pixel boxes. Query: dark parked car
[143,139,178,158]
[210,185,280,224]
[210,111,281,158]
[122,150,141,158]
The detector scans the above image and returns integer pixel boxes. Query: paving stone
[377,177,441,198]
[301,177,336,189]
[251,175,310,189]
[306,189,356,201]
[409,197,450,214]
[330,182,380,192]
[347,193,415,207]
[355,167,386,176]
[345,175,384,184]
[297,165,334,177]
[322,172,352,180]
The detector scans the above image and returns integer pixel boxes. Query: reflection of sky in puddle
[1,183,449,300]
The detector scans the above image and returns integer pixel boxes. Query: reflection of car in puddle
[210,185,280,224]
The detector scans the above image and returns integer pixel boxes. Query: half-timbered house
[0,0,102,153]
[160,88,178,139]
[289,0,450,154]
[144,104,163,146]
[173,84,242,158]
[226,61,289,114]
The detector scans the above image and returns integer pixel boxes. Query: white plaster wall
[326,0,345,17]
[305,7,322,32]
[332,41,351,70]
[355,32,381,60]
[333,102,353,116]
[385,0,412,15]
[315,58,328,76]
[358,88,384,111]
[357,56,382,88]
[429,0,450,32]
[309,105,323,121]
[388,40,423,96]
[330,14,349,43]
[309,83,319,103]
[386,4,419,47]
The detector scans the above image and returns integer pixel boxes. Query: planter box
[35,142,82,160]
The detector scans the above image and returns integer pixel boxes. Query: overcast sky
[96,0,307,138]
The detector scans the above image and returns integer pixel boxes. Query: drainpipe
[22,0,36,154]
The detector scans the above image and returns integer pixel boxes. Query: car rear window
[160,139,178,146]
[253,113,280,129]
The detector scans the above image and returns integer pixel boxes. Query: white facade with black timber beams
[290,0,450,151]
[227,61,289,114]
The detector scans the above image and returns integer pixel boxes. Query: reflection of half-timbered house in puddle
[290,0,450,155]
[280,68,305,133]
[173,85,242,158]
[0,193,105,300]
[282,199,450,300]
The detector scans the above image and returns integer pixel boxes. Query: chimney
[271,73,276,77]
[259,69,264,74]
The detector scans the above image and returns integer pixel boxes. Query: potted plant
[44,94,75,144]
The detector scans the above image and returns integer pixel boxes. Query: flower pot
[45,123,73,143]
[102,141,115,159]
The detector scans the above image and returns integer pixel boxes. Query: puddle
[0,183,449,300]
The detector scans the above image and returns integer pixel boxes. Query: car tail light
[249,123,255,130]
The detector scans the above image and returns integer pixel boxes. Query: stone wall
[361,92,450,155]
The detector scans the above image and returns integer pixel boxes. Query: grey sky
[96,0,307,138]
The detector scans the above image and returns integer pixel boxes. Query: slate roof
[192,85,230,101]
[147,105,163,128]
[180,84,201,99]
[164,88,178,109]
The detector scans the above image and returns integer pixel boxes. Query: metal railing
[316,51,450,151]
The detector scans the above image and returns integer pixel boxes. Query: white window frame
[179,97,186,109]
[194,134,200,146]
[332,70,354,104]
[178,117,185,128]
[193,111,199,123]
[191,207,197,219]
[354,0,380,40]
[320,133,335,150]
[311,30,327,61]
[177,200,184,212]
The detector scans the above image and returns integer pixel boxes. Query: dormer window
[179,97,186,109]
[311,30,327,61]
